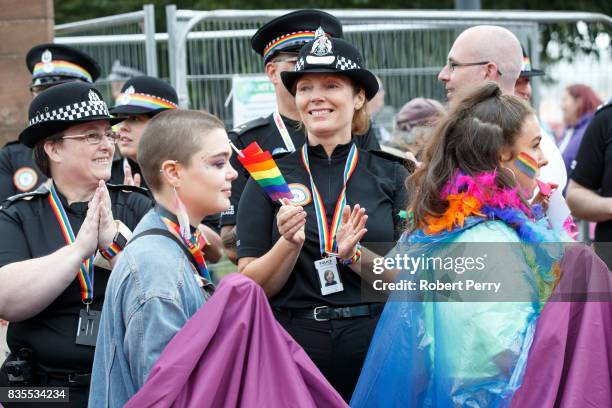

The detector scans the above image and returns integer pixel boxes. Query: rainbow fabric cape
[238,141,293,202]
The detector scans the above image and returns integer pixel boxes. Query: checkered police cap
[281,31,379,100]
[19,82,121,148]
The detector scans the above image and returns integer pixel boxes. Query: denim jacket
[89,208,209,408]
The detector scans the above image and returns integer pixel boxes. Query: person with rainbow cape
[351,82,612,407]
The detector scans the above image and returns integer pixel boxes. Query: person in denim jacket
[89,110,237,407]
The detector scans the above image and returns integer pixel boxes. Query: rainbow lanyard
[301,143,358,258]
[159,215,211,282]
[48,184,94,303]
[273,111,296,153]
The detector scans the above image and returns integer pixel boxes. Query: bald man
[439,25,570,230]
[438,25,523,101]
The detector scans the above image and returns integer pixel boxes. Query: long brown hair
[409,82,534,231]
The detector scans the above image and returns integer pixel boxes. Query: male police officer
[220,10,380,262]
[0,44,100,201]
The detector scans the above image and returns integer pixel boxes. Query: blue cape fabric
[351,217,565,408]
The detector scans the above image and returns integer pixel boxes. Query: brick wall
[0,0,54,145]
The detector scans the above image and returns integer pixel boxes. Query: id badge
[314,257,344,296]
[76,308,101,347]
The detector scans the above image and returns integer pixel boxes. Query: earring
[173,186,191,241]
[500,166,518,183]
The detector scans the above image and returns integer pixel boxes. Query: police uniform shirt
[0,141,46,201]
[236,141,408,308]
[0,183,152,371]
[570,102,612,241]
[221,113,382,227]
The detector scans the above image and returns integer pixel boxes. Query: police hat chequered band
[295,55,360,72]
[29,100,110,126]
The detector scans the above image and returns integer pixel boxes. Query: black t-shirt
[236,141,408,309]
[0,183,152,371]
[221,114,381,227]
[0,141,47,202]
[570,103,612,242]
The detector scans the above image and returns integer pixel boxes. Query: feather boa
[416,170,567,302]
[424,170,558,243]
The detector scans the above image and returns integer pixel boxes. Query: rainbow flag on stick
[235,142,293,202]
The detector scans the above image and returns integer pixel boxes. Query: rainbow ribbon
[301,143,359,257]
[33,60,93,83]
[516,151,538,179]
[160,216,211,282]
[263,31,317,61]
[237,142,293,202]
[48,184,95,303]
[115,92,178,111]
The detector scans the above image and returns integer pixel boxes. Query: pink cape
[126,273,347,408]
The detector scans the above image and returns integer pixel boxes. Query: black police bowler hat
[251,10,343,63]
[109,76,178,117]
[19,82,121,148]
[281,30,379,100]
[520,46,544,78]
[26,43,101,87]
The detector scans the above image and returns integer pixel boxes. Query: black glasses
[62,131,119,145]
[447,60,503,76]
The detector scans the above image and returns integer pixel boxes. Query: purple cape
[126,273,347,408]
[511,244,612,407]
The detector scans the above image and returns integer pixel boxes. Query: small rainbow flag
[237,142,293,202]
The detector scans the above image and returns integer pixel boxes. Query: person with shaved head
[438,25,523,100]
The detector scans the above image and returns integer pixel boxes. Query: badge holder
[76,301,101,347]
[315,257,344,296]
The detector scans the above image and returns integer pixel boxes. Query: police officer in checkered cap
[237,30,408,402]
[0,44,101,202]
[0,82,152,405]
[221,10,381,264]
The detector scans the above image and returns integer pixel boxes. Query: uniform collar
[306,139,354,161]
[52,182,91,215]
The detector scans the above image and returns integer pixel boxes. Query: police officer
[0,82,152,407]
[0,44,101,201]
[108,75,179,189]
[237,32,408,401]
[220,10,381,262]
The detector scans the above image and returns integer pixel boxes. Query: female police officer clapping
[237,30,408,401]
[0,82,151,407]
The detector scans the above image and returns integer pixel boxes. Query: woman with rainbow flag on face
[351,82,612,407]
[236,31,408,402]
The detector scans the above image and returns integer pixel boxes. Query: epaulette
[369,148,417,173]
[0,183,49,209]
[106,183,150,196]
[595,98,612,115]
[228,117,268,137]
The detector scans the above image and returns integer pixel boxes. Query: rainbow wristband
[340,243,362,265]
[100,242,122,261]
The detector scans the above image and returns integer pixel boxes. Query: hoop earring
[500,166,518,184]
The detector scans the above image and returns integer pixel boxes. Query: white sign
[232,75,277,127]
